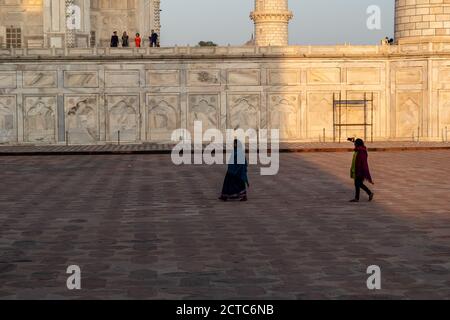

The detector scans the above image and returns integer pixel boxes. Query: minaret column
[250,0,293,46]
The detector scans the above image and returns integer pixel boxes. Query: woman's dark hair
[355,138,365,147]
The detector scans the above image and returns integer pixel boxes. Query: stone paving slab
[0,142,449,156]
[0,151,450,299]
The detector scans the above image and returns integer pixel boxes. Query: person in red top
[134,33,142,48]
[349,138,374,202]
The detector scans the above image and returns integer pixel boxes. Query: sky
[160,0,395,46]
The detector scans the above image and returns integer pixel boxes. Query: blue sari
[220,141,249,201]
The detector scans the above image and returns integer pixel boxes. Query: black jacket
[111,35,119,47]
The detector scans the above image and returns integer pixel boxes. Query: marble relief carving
[24,96,57,143]
[188,70,220,86]
[438,91,450,131]
[396,92,421,138]
[189,95,219,131]
[65,96,99,144]
[147,95,180,141]
[64,71,99,88]
[0,96,17,143]
[107,96,139,142]
[23,71,57,88]
[307,92,334,137]
[269,94,299,139]
[228,94,260,131]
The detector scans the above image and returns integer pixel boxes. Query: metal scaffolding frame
[333,92,374,143]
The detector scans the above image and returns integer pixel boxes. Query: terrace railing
[1,42,450,59]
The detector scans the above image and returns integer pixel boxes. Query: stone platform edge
[1,144,449,156]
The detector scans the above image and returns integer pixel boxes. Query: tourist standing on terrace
[349,139,374,203]
[135,33,142,47]
[122,32,129,47]
[110,31,119,47]
[150,30,159,47]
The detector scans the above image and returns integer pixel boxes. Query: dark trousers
[355,177,372,200]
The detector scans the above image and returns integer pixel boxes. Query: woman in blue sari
[219,139,249,201]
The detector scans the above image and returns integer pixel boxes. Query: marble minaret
[250,0,293,46]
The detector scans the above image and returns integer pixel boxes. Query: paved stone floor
[0,151,449,300]
[1,141,449,155]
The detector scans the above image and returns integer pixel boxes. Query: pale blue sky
[160,0,395,46]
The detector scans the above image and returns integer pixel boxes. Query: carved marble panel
[268,69,300,86]
[0,72,17,89]
[107,95,139,142]
[438,69,450,84]
[268,94,300,140]
[307,92,334,137]
[147,94,180,141]
[438,91,450,132]
[188,94,220,132]
[307,68,341,84]
[227,94,260,131]
[105,71,140,88]
[346,68,381,85]
[24,96,57,143]
[0,96,17,143]
[227,69,260,86]
[396,68,423,85]
[146,70,180,87]
[65,95,99,144]
[188,70,221,86]
[396,92,421,137]
[23,71,58,88]
[64,71,99,88]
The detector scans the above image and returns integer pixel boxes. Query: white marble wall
[1,46,450,144]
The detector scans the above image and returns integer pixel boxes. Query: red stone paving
[0,151,449,299]
[1,141,450,156]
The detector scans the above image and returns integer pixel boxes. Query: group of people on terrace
[110,30,159,48]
